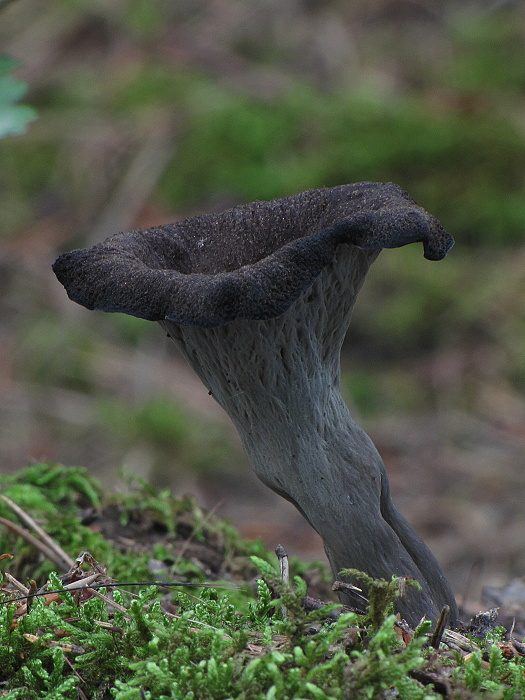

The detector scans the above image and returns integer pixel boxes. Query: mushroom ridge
[52,182,453,328]
[52,182,457,626]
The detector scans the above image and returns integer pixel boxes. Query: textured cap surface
[52,182,453,327]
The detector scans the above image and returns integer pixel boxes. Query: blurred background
[1,0,525,605]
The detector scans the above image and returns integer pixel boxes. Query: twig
[61,572,131,614]
[0,495,74,569]
[275,544,289,619]
[332,580,368,603]
[62,573,101,590]
[275,545,289,586]
[23,633,86,655]
[511,638,525,655]
[430,605,450,648]
[442,629,479,654]
[0,580,240,606]
[64,655,87,690]
[332,580,368,614]
[26,579,37,613]
[0,516,70,570]
[2,571,29,595]
[85,587,129,615]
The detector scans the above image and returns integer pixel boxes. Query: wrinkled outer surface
[53,182,453,326]
[52,181,457,625]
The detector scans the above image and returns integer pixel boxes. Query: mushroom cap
[53,182,453,328]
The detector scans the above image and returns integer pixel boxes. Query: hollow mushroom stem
[159,245,456,625]
[52,182,458,627]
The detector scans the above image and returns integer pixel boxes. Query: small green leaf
[0,103,36,137]
[0,74,28,104]
[0,55,20,74]
[249,555,278,576]
[0,55,36,137]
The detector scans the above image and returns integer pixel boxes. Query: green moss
[94,395,236,474]
[1,464,525,698]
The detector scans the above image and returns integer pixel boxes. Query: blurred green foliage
[0,55,36,138]
[95,395,235,473]
[1,5,525,245]
[0,463,272,584]
[2,0,525,482]
[162,84,525,247]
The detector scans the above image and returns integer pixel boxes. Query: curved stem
[160,246,457,626]
[238,388,457,625]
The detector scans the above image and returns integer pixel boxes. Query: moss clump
[1,463,525,699]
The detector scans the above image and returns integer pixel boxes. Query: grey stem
[160,244,458,627]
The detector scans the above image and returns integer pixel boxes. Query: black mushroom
[53,182,457,627]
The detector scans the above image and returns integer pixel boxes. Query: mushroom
[53,182,457,626]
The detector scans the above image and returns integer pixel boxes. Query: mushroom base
[160,245,457,627]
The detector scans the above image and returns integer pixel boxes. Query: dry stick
[332,580,368,603]
[0,580,240,606]
[430,605,450,649]
[332,580,368,615]
[442,629,479,654]
[64,656,87,690]
[275,544,289,619]
[512,638,525,656]
[25,580,38,613]
[92,620,125,633]
[0,495,74,569]
[51,571,129,615]
[62,573,101,590]
[63,573,131,615]
[2,571,29,595]
[23,632,86,655]
[275,545,289,587]
[332,580,365,595]
[0,516,69,570]
[84,587,129,615]
[0,577,128,616]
